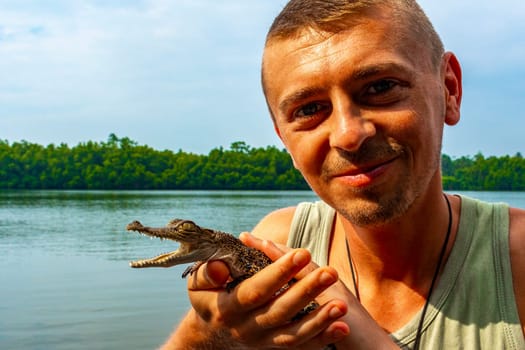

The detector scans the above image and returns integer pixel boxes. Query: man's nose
[328,103,376,152]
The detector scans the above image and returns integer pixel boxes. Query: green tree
[1,136,523,191]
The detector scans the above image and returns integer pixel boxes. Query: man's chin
[330,191,410,227]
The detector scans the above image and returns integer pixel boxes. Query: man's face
[262,13,460,226]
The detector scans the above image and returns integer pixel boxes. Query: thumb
[188,260,231,290]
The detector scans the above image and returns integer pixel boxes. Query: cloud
[0,0,523,155]
[419,0,525,72]
[0,0,284,152]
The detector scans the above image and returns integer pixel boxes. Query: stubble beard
[319,140,441,228]
[335,178,413,227]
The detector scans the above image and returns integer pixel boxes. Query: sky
[1,0,524,157]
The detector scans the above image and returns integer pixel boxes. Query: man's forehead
[264,6,405,56]
[264,28,335,64]
[264,16,398,68]
[263,13,433,81]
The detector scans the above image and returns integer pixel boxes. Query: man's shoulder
[509,207,525,262]
[509,206,525,253]
[251,206,297,245]
[509,206,525,226]
[509,207,525,330]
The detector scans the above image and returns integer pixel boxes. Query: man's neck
[340,191,457,282]
[329,190,460,331]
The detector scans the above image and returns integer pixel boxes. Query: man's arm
[160,308,235,350]
[509,207,525,335]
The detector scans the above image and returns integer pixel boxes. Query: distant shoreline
[2,135,524,191]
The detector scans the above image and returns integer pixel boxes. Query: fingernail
[292,250,310,266]
[239,232,249,239]
[319,271,336,286]
[202,265,212,283]
[329,306,344,319]
[238,232,251,243]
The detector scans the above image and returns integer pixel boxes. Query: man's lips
[331,157,398,187]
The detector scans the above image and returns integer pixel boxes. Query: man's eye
[366,80,398,94]
[295,102,328,118]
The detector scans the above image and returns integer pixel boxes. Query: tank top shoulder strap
[287,201,335,266]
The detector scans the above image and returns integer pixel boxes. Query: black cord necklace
[344,194,453,349]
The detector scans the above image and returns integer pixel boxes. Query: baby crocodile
[126,219,273,291]
[126,218,335,349]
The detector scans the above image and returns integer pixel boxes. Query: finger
[243,266,339,330]
[187,261,233,325]
[187,260,231,291]
[261,301,349,349]
[227,249,312,312]
[278,303,348,348]
[318,320,351,349]
[239,232,289,261]
[319,321,351,348]
[241,233,321,281]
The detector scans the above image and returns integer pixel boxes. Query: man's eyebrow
[351,62,414,81]
[278,87,325,115]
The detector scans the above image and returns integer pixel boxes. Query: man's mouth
[331,157,398,187]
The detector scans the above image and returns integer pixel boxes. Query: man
[163,0,525,348]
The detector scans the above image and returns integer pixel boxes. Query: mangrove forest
[1,134,524,191]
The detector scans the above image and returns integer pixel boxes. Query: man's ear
[442,52,462,126]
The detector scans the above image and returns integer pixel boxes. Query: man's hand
[240,233,401,350]
[186,236,350,349]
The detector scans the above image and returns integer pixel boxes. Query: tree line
[1,134,523,191]
[442,153,525,191]
[0,134,307,190]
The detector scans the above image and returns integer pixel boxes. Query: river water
[0,190,523,349]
